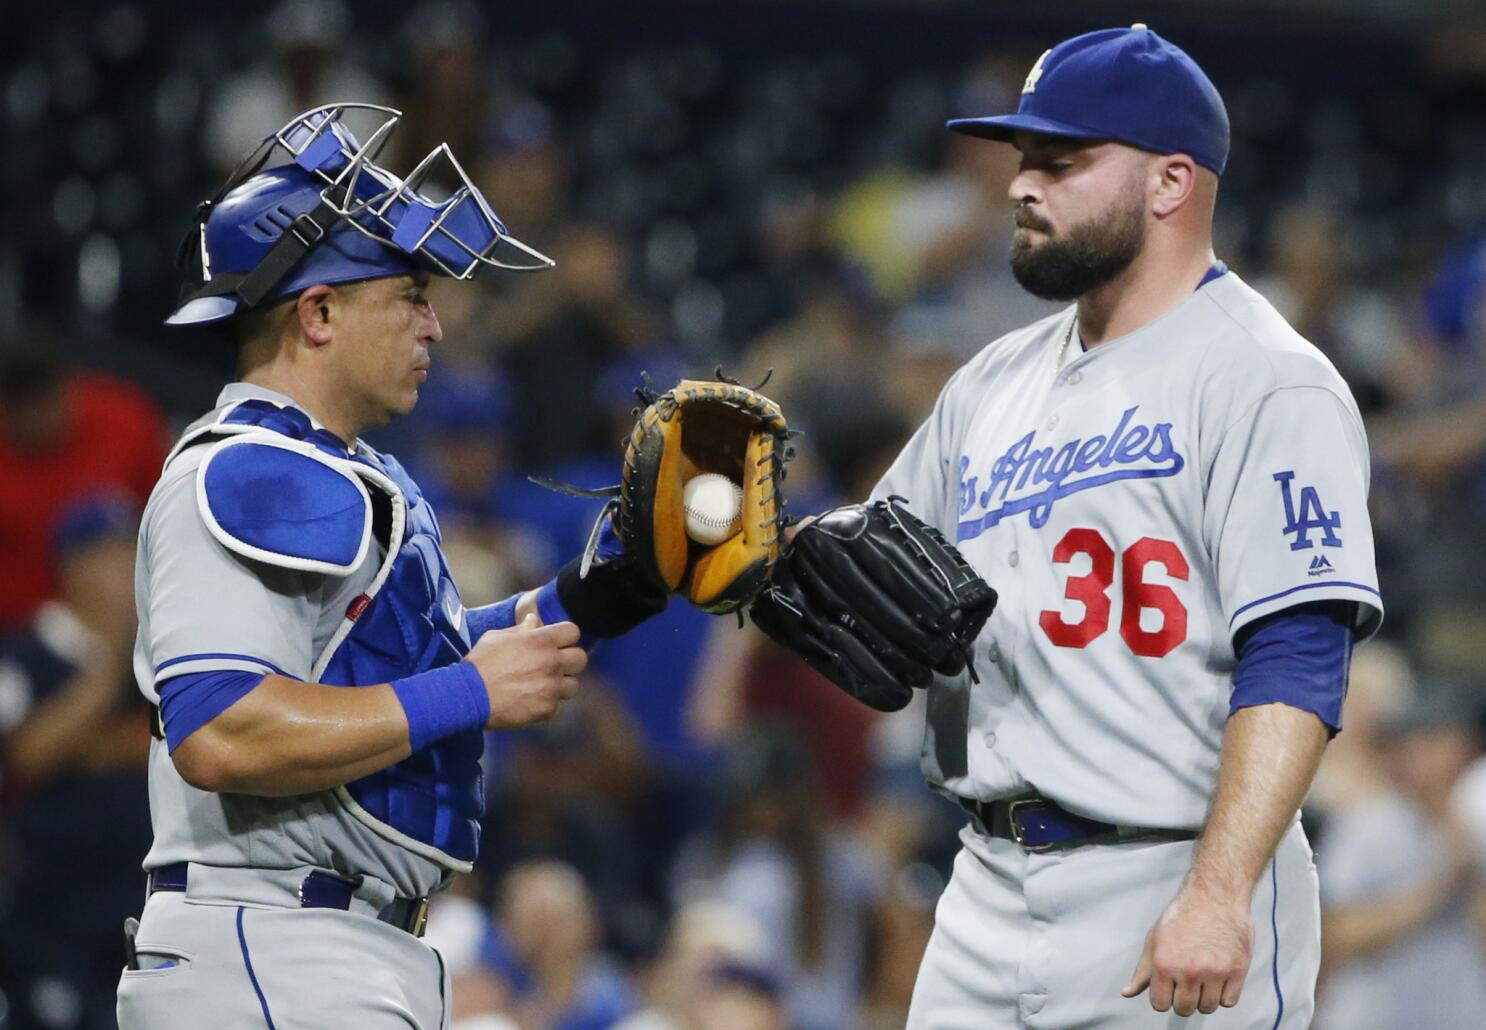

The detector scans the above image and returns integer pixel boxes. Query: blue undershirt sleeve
[158,670,269,752]
[466,594,522,639]
[1230,600,1356,734]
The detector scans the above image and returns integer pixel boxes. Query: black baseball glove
[749,497,998,711]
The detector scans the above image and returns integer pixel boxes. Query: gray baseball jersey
[874,270,1382,829]
[133,383,449,901]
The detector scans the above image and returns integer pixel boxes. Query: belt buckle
[1007,799,1056,852]
[408,897,430,938]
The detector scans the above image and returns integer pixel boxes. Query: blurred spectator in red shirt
[0,340,168,631]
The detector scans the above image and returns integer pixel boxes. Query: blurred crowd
[6,0,1486,1027]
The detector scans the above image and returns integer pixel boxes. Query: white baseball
[684,473,744,545]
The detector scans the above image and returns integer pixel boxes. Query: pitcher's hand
[1123,882,1254,1017]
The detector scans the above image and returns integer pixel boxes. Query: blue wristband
[467,595,521,638]
[390,662,491,752]
[534,578,573,626]
[534,578,604,651]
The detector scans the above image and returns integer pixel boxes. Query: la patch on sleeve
[1272,470,1342,551]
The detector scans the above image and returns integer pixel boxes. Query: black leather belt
[147,863,430,938]
[958,796,1198,852]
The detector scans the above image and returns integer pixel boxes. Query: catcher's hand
[611,375,791,614]
[749,498,997,711]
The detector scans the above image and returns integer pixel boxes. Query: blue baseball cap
[947,24,1230,176]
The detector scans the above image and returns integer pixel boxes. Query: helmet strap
[234,198,342,308]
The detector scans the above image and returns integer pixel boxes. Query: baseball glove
[614,374,791,614]
[749,498,998,711]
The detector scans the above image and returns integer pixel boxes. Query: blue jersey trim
[1230,602,1353,733]
[1198,261,1230,289]
[1269,860,1284,1029]
[236,906,277,1029]
[155,652,290,677]
[1229,581,1381,627]
[159,670,267,751]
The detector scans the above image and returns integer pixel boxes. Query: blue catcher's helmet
[166,103,554,327]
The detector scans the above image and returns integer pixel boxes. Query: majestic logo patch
[957,406,1184,541]
[1274,471,1342,551]
[1308,554,1335,577]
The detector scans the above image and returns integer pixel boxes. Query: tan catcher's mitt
[613,374,791,614]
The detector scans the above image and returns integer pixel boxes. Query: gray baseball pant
[906,819,1320,1029]
[116,887,450,1028]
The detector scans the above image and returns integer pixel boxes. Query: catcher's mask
[165,102,554,327]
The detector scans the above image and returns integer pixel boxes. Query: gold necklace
[1055,316,1077,374]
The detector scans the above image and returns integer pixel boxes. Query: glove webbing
[879,496,981,684]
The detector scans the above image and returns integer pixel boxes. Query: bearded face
[1009,172,1147,301]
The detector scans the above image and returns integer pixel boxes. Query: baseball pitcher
[753,25,1381,1028]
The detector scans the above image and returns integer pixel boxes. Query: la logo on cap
[1022,49,1050,94]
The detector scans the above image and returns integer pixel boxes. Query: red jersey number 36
[1038,528,1189,657]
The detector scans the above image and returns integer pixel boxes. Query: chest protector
[179,398,481,870]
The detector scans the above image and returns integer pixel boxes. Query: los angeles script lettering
[957,406,1184,540]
